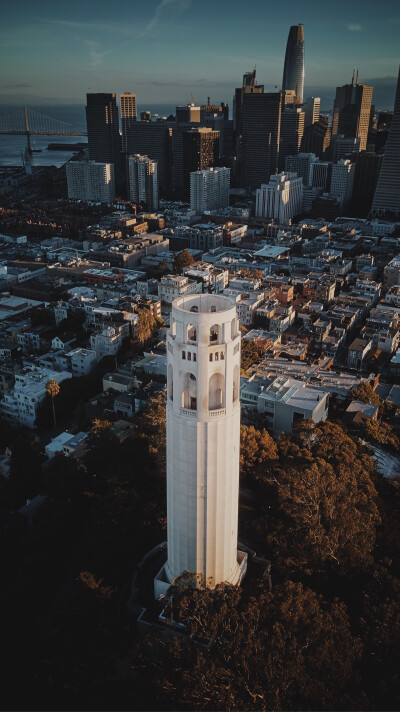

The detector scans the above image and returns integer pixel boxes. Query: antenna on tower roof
[352,68,355,85]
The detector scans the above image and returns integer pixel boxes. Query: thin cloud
[83,40,114,69]
[139,0,191,37]
[347,23,363,31]
[2,83,33,89]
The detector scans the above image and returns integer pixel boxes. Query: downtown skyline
[0,0,400,108]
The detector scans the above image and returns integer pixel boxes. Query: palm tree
[46,379,60,428]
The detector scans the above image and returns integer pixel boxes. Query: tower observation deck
[154,294,247,595]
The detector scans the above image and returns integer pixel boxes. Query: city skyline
[0,0,399,107]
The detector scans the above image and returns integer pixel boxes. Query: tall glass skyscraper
[371,67,400,218]
[282,24,305,105]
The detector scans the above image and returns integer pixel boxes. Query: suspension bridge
[0,106,87,153]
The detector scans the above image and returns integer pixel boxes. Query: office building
[255,172,303,224]
[126,121,173,195]
[282,24,305,105]
[240,92,282,190]
[233,69,264,154]
[182,128,220,200]
[120,92,137,152]
[86,93,122,185]
[128,154,158,210]
[300,118,331,160]
[329,159,355,208]
[279,107,305,170]
[352,152,382,216]
[154,294,246,596]
[371,67,400,218]
[332,73,373,151]
[190,167,230,214]
[176,104,201,123]
[285,152,318,187]
[310,161,331,190]
[66,160,115,203]
[303,97,320,128]
[331,135,360,162]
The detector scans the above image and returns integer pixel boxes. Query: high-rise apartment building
[371,67,400,218]
[120,92,137,152]
[190,166,230,213]
[86,93,122,185]
[233,69,264,152]
[285,152,318,187]
[182,128,220,200]
[255,172,303,224]
[282,24,305,105]
[279,107,305,170]
[300,118,331,160]
[332,73,373,151]
[126,121,173,196]
[128,154,158,210]
[303,97,320,128]
[240,92,282,190]
[66,160,115,203]
[329,159,355,208]
[331,134,360,162]
[154,294,246,596]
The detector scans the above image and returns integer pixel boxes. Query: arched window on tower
[187,323,197,343]
[209,372,225,410]
[209,323,221,344]
[182,372,197,410]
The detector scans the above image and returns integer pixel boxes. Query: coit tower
[155,294,246,594]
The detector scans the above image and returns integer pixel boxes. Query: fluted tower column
[165,294,242,588]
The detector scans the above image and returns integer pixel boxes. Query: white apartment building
[158,275,202,304]
[235,291,266,326]
[90,327,123,360]
[66,161,115,203]
[128,154,158,210]
[256,376,329,436]
[329,159,355,208]
[384,256,400,287]
[68,348,97,377]
[255,172,303,224]
[0,366,71,428]
[285,153,318,187]
[190,167,230,214]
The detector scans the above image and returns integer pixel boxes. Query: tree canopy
[173,249,195,274]
[132,580,363,711]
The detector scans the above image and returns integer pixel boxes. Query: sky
[0,0,399,109]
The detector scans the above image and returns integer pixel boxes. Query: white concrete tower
[155,294,246,594]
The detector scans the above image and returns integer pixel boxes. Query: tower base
[154,549,248,599]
